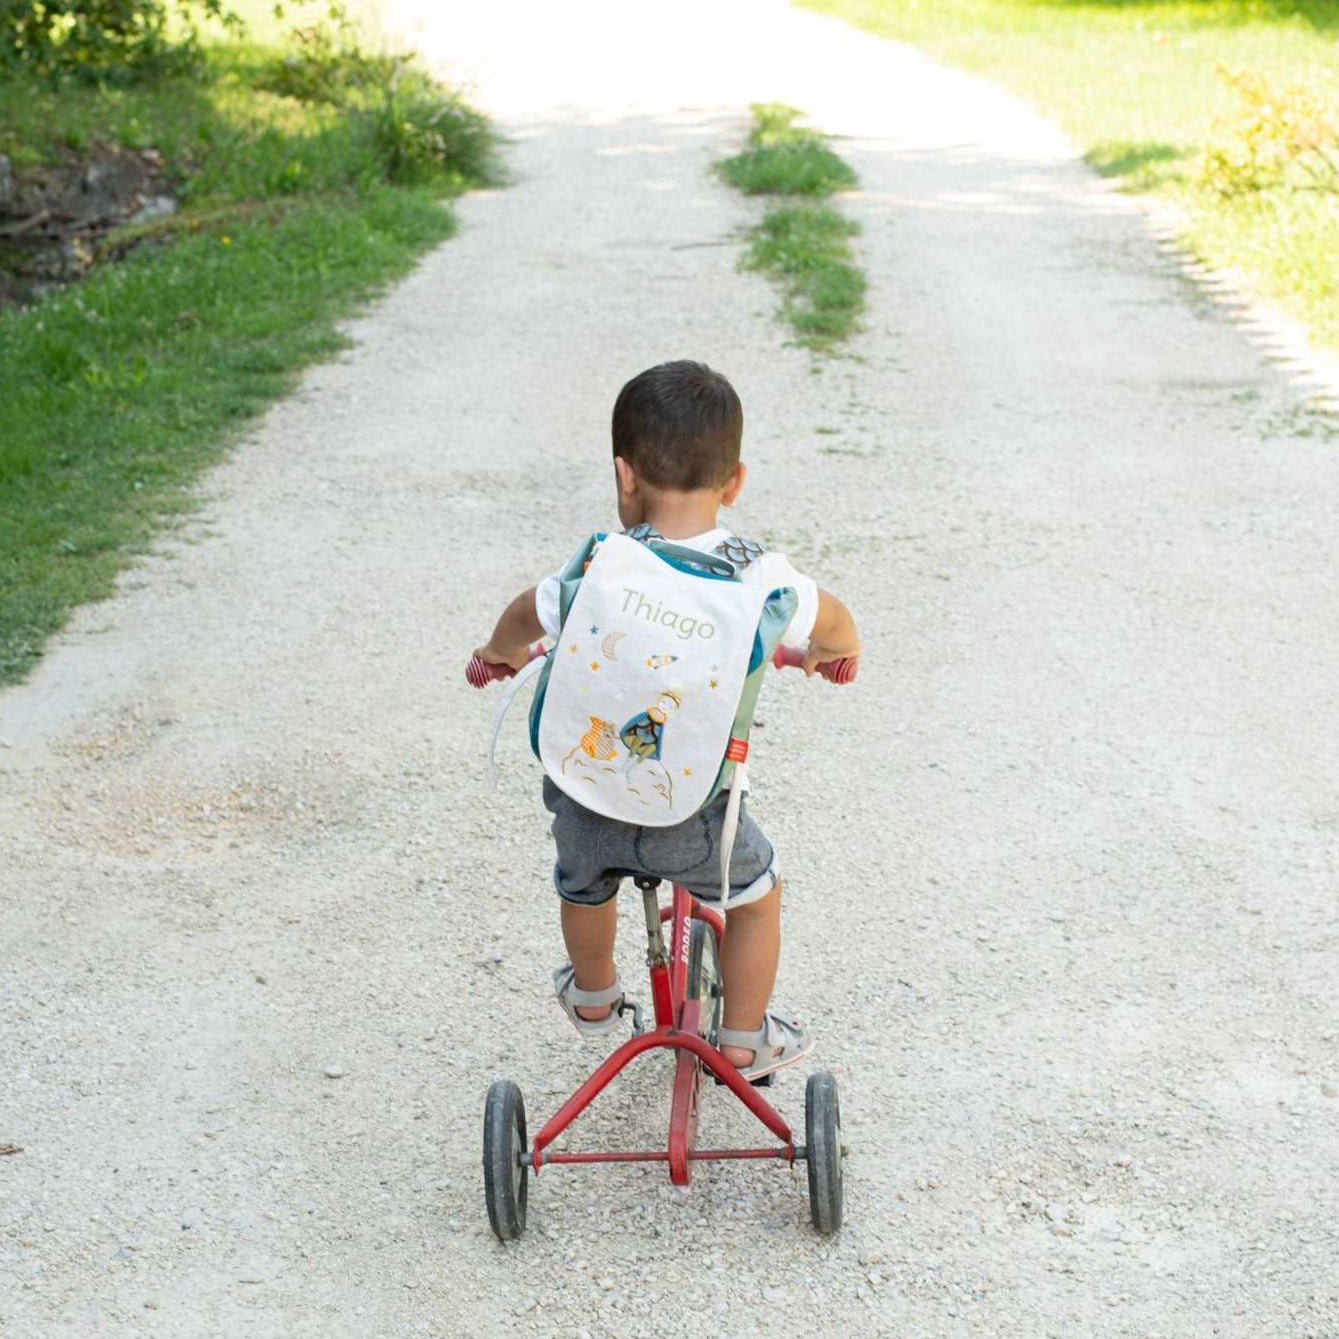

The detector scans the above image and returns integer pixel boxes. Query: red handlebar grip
[771,646,858,684]
[465,643,546,688]
[465,655,512,687]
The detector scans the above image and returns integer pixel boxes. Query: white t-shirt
[535,527,819,650]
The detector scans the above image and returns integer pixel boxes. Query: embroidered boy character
[619,688,683,763]
[617,687,684,810]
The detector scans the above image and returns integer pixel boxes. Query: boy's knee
[729,880,782,918]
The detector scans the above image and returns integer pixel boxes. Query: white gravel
[3,3,1338,1336]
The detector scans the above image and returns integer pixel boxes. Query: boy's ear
[613,455,638,499]
[720,462,747,506]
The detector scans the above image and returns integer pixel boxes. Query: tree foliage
[0,0,238,80]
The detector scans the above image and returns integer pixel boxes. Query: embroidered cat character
[560,715,620,782]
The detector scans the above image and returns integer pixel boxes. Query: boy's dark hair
[611,360,743,491]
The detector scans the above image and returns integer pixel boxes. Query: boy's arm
[474,587,545,671]
[804,589,861,676]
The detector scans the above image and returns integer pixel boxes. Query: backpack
[526,530,797,832]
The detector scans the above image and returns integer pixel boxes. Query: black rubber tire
[483,1079,528,1241]
[805,1070,844,1235]
[686,918,723,1045]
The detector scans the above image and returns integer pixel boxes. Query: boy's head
[612,360,743,492]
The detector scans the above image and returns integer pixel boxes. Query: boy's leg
[560,897,619,1022]
[717,880,782,1067]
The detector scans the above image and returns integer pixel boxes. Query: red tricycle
[466,645,856,1239]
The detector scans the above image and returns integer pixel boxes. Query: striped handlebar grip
[771,646,858,683]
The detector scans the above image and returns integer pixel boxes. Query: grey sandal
[717,1011,813,1082]
[552,964,626,1037]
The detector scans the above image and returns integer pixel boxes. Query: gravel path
[3,3,1337,1336]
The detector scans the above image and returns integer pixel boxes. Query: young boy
[473,360,860,1080]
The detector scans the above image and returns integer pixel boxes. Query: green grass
[720,137,858,195]
[0,23,496,685]
[745,205,867,344]
[719,105,866,350]
[719,101,858,196]
[798,0,1339,351]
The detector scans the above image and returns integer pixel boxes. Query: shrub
[370,71,495,187]
[251,5,498,190]
[1201,66,1339,196]
[253,2,398,106]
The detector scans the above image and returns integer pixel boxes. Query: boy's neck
[633,488,723,541]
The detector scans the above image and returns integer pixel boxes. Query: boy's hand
[473,641,534,673]
[802,646,860,677]
[804,590,861,675]
[474,587,546,674]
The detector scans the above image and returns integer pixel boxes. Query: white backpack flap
[535,532,771,826]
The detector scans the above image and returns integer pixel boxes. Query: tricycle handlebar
[466,643,857,687]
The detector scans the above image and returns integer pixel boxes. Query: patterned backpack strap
[629,525,764,571]
[713,534,765,569]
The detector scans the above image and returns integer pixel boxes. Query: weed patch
[719,105,865,350]
[744,205,865,344]
[719,102,857,196]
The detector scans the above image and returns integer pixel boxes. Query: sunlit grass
[0,15,495,684]
[800,0,1339,352]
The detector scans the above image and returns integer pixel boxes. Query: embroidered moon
[601,630,626,661]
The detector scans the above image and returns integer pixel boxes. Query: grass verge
[0,22,498,686]
[718,104,866,350]
[798,0,1339,354]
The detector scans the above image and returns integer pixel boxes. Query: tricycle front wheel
[483,1079,529,1241]
[686,918,723,1045]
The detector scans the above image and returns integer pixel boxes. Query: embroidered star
[590,662,600,672]
[569,644,578,654]
[682,768,693,777]
[589,626,599,635]
[709,679,719,690]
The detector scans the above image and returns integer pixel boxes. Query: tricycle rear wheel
[483,1079,528,1241]
[805,1070,843,1235]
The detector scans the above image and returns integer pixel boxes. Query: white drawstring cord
[486,655,546,790]
[714,759,747,1046]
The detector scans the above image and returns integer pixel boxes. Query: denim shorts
[542,776,779,908]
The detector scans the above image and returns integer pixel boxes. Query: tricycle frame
[526,877,797,1186]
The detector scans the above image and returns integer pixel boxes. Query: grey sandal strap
[717,1011,812,1080]
[564,978,623,1008]
[716,1023,767,1048]
[553,964,625,1036]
